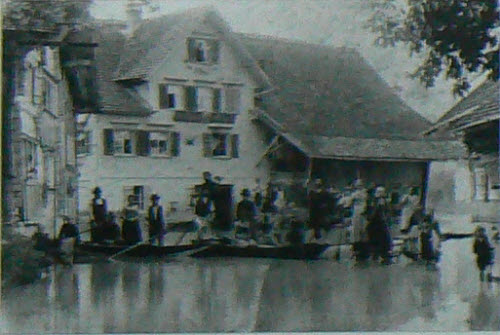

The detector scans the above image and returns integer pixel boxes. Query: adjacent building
[426,80,499,222]
[77,8,464,216]
[2,26,95,236]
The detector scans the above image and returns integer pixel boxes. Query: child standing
[473,226,495,281]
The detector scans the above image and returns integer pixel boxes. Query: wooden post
[421,162,430,210]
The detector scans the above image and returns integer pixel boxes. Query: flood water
[1,238,500,333]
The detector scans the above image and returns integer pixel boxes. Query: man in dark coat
[200,171,217,201]
[91,187,107,243]
[236,188,258,241]
[367,186,392,264]
[58,215,80,245]
[148,194,165,246]
[308,179,328,239]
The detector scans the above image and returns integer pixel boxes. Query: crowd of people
[79,172,496,274]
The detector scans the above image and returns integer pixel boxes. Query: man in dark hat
[148,194,165,246]
[91,187,107,243]
[236,188,258,241]
[200,171,217,200]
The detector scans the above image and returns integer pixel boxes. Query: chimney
[126,0,143,35]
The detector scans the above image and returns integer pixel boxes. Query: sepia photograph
[1,0,499,333]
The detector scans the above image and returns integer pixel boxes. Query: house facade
[77,11,272,215]
[2,27,91,236]
[426,80,499,222]
[77,8,465,218]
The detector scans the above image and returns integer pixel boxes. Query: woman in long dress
[121,195,143,244]
[350,180,369,261]
[400,187,421,229]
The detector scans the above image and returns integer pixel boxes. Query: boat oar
[175,231,189,245]
[107,240,148,261]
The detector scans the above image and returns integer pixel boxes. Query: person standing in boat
[350,179,370,262]
[200,171,217,202]
[148,194,165,246]
[103,212,121,242]
[90,187,107,243]
[401,207,424,261]
[236,188,258,241]
[473,226,495,282]
[308,179,328,240]
[121,195,143,245]
[194,190,213,240]
[400,186,421,230]
[367,186,392,264]
[58,215,81,245]
[419,214,441,266]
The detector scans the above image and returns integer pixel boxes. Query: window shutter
[187,38,196,62]
[171,132,181,157]
[231,134,239,158]
[202,133,212,157]
[212,88,221,112]
[159,84,168,109]
[225,87,240,114]
[103,129,114,155]
[210,40,220,63]
[185,86,197,112]
[136,131,150,156]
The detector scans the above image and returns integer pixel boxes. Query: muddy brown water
[1,239,499,333]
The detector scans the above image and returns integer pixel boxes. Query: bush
[1,232,50,290]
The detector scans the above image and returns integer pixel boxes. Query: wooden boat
[189,242,330,260]
[75,240,212,259]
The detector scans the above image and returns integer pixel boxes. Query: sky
[89,0,469,122]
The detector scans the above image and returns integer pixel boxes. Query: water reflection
[2,238,500,333]
[469,286,500,330]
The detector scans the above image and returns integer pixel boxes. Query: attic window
[187,38,219,64]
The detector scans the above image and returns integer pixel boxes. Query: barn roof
[242,34,467,160]
[426,80,499,134]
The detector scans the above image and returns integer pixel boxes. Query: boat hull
[76,242,207,258]
[189,243,329,260]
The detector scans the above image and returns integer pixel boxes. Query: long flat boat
[189,243,330,260]
[76,240,211,259]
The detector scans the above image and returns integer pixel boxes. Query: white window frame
[211,132,229,158]
[149,131,171,157]
[114,129,134,155]
[188,37,219,65]
[197,86,214,113]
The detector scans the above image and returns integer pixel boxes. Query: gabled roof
[113,8,272,88]
[241,34,466,160]
[92,28,152,115]
[426,80,499,134]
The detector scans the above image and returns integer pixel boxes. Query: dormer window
[159,84,178,109]
[187,38,219,64]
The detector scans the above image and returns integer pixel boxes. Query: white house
[77,9,273,215]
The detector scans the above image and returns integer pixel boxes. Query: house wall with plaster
[77,20,271,215]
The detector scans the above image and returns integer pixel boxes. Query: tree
[367,0,499,96]
[3,0,92,29]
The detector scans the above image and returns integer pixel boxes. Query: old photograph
[1,0,499,333]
